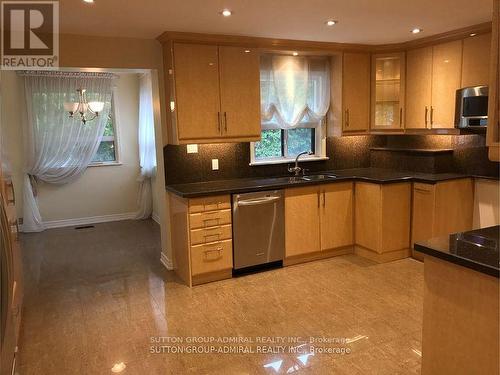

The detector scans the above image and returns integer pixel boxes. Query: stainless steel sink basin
[301,174,337,181]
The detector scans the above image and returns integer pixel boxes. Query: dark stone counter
[415,226,500,278]
[166,167,494,198]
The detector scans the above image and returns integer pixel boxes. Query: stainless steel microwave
[455,86,488,128]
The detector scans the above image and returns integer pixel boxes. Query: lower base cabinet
[285,182,354,264]
[169,193,233,286]
[411,178,473,260]
[355,182,411,263]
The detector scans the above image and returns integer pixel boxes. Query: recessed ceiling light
[292,52,298,56]
[470,33,477,37]
[325,20,337,26]
[220,9,232,17]
[83,0,94,3]
[411,28,423,34]
[244,49,251,53]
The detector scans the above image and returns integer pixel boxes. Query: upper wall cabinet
[343,52,370,133]
[371,53,405,131]
[406,46,433,130]
[431,40,463,129]
[462,33,492,87]
[165,43,261,144]
[406,41,462,129]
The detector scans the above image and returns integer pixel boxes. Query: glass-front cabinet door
[371,53,405,131]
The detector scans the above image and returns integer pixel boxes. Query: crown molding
[157,22,492,54]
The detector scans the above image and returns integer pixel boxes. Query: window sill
[88,161,122,168]
[249,156,329,166]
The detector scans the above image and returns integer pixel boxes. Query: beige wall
[1,72,142,222]
[1,33,172,266]
[38,73,141,222]
[473,179,500,228]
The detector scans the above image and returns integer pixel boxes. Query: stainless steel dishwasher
[232,190,285,272]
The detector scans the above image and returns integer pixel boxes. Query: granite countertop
[415,226,500,278]
[166,167,498,198]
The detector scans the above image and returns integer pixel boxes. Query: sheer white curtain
[21,71,115,232]
[135,72,157,219]
[260,55,330,129]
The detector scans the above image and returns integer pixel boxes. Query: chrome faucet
[288,151,313,176]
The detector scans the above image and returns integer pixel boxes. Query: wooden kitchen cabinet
[411,178,473,260]
[405,47,433,129]
[173,43,221,141]
[165,42,261,144]
[285,186,321,258]
[462,33,492,87]
[169,193,234,286]
[354,182,411,263]
[343,52,370,132]
[406,41,463,129]
[219,46,261,139]
[371,53,405,131]
[431,40,463,129]
[285,182,354,263]
[320,182,354,250]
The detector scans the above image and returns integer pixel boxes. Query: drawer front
[189,195,231,213]
[189,209,231,229]
[190,224,232,245]
[191,239,233,276]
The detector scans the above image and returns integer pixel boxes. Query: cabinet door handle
[345,109,350,127]
[424,106,428,127]
[399,108,403,127]
[224,112,228,133]
[217,112,221,134]
[430,106,434,125]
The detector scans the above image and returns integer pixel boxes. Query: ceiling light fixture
[325,20,337,26]
[292,52,298,56]
[244,49,251,53]
[83,0,94,3]
[470,33,477,37]
[220,9,232,17]
[64,89,104,125]
[411,28,423,34]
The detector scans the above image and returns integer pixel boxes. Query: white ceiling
[60,0,493,44]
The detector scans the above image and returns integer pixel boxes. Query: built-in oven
[455,85,488,128]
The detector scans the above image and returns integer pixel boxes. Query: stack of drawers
[188,195,233,278]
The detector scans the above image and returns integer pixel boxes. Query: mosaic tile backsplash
[164,134,499,185]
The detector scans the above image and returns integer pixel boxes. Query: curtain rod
[17,71,118,79]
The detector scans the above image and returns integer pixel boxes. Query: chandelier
[64,89,104,124]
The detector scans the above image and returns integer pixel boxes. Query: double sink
[272,174,338,184]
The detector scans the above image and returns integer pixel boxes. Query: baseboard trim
[152,211,160,225]
[284,245,354,267]
[40,212,137,230]
[354,245,410,263]
[160,252,173,270]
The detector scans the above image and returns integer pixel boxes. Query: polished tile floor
[18,220,423,374]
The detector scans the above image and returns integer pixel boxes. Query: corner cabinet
[163,42,261,144]
[354,182,411,263]
[370,53,405,131]
[342,52,370,133]
[285,182,354,264]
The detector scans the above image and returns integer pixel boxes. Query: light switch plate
[212,159,219,170]
[186,144,198,154]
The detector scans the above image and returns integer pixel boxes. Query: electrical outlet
[186,144,198,154]
[212,159,219,170]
